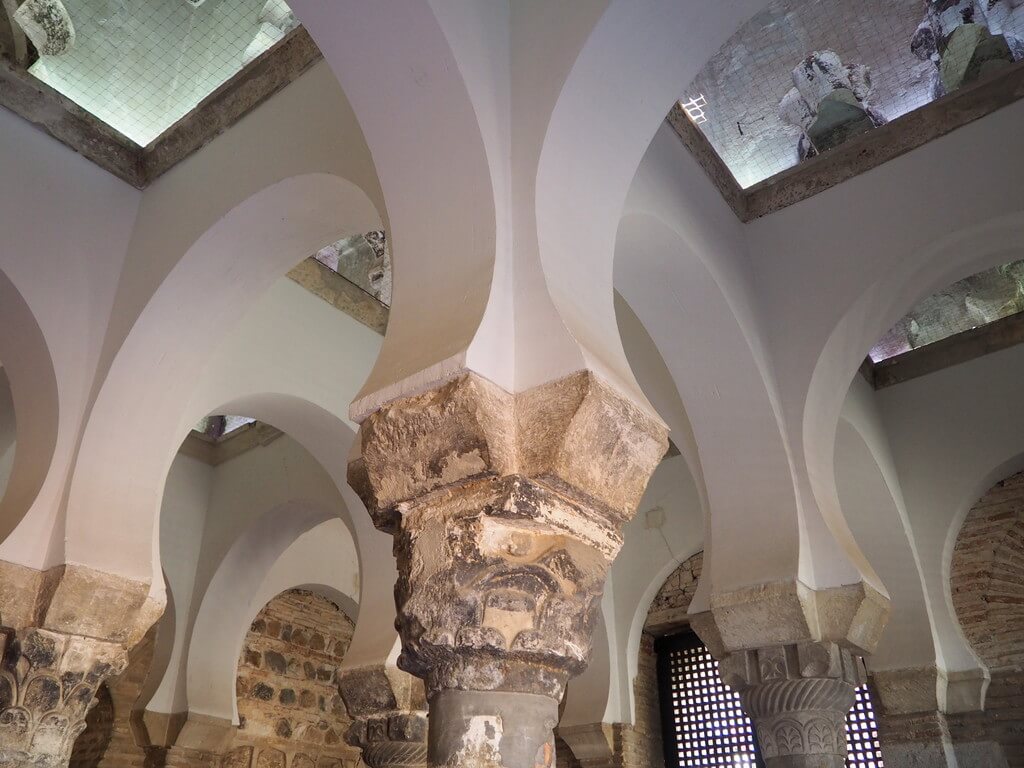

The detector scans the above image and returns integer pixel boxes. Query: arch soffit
[186,504,356,723]
[0,268,59,545]
[63,173,382,582]
[615,211,799,592]
[802,214,1024,592]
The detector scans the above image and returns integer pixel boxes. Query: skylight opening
[23,0,298,146]
[681,0,1024,189]
[194,415,256,441]
[870,260,1024,363]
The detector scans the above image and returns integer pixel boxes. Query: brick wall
[231,588,359,768]
[950,470,1024,673]
[948,471,1024,766]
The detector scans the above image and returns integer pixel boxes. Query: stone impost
[349,371,667,768]
[339,665,428,768]
[0,562,163,768]
[718,641,865,768]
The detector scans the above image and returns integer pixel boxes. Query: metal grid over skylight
[871,260,1024,362]
[25,0,298,146]
[680,0,1024,188]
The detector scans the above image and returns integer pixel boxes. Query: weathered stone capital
[348,372,667,700]
[339,665,428,768]
[0,627,127,768]
[718,641,865,768]
[0,561,164,767]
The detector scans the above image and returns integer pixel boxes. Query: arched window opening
[655,631,885,768]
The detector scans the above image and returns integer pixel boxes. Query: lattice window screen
[655,632,885,768]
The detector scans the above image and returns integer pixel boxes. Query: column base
[428,690,558,768]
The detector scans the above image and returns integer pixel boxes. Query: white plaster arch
[137,573,177,717]
[63,173,382,585]
[188,510,358,723]
[178,279,398,673]
[835,397,940,674]
[288,0,502,414]
[560,593,620,730]
[0,268,59,544]
[615,202,800,600]
[805,213,1024,678]
[534,0,775,411]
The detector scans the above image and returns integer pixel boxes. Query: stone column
[349,372,667,768]
[339,665,428,768]
[0,562,162,768]
[717,641,864,768]
[690,578,889,768]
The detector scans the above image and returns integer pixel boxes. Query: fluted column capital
[717,641,865,768]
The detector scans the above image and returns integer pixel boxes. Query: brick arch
[645,551,704,637]
[232,588,359,767]
[951,471,1024,672]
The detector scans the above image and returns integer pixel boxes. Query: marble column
[0,562,162,768]
[349,372,667,768]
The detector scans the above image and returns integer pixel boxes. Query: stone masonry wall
[231,588,358,768]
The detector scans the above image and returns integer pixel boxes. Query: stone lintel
[174,712,236,753]
[944,667,990,713]
[0,560,161,646]
[556,722,616,768]
[139,709,188,748]
[698,579,890,657]
[873,665,948,715]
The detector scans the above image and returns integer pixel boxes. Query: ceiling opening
[21,0,298,147]
[680,0,1024,189]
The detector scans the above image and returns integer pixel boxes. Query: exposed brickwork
[950,470,1024,673]
[947,470,1024,765]
[232,589,357,767]
[948,670,1024,767]
[644,553,703,637]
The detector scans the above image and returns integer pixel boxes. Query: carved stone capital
[0,628,127,768]
[718,642,865,767]
[349,372,667,701]
[339,665,427,768]
[0,561,164,767]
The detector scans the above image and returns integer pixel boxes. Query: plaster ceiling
[25,0,298,146]
[870,260,1024,362]
[682,0,1024,188]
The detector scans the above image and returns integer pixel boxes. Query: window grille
[655,631,885,768]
